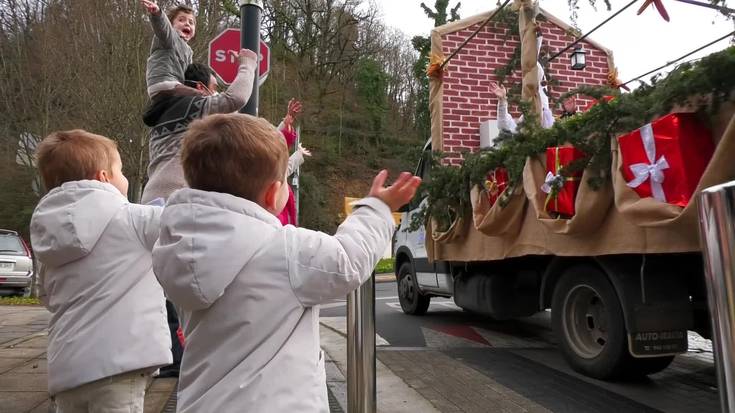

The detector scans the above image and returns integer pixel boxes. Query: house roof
[431,7,614,61]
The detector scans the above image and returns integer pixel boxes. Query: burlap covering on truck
[470,184,527,236]
[429,104,735,262]
[524,154,614,235]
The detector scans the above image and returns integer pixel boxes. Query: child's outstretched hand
[368,170,422,212]
[287,98,303,120]
[298,144,311,157]
[489,81,507,100]
[140,0,160,15]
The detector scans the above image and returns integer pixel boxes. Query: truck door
[407,146,438,288]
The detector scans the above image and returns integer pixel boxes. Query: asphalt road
[321,281,720,413]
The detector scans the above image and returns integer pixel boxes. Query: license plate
[0,262,13,270]
[629,330,688,356]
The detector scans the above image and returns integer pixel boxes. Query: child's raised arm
[140,0,159,15]
[204,49,258,114]
[286,171,421,306]
[141,0,176,48]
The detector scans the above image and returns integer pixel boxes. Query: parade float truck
[392,7,735,380]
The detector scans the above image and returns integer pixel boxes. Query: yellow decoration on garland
[607,67,630,91]
[427,53,446,79]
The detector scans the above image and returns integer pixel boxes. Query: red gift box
[542,146,584,216]
[484,168,509,206]
[618,112,714,207]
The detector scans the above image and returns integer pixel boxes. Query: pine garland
[412,46,735,232]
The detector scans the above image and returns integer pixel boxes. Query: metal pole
[238,0,263,115]
[347,274,376,413]
[698,180,735,412]
[292,125,300,225]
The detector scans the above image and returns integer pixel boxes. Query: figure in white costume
[490,35,555,133]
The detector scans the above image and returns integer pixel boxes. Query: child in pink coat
[277,98,310,226]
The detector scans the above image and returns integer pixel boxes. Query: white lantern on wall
[571,45,587,70]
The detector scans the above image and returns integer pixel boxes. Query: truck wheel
[397,262,430,315]
[552,265,630,380]
[552,265,676,379]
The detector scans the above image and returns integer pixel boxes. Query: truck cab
[392,141,452,314]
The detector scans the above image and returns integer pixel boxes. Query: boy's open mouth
[182,28,192,37]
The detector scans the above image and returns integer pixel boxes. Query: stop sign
[208,28,270,86]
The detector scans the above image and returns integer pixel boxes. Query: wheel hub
[399,274,415,302]
[563,284,609,359]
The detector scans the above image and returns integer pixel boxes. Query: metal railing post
[293,125,300,225]
[238,0,263,115]
[698,180,735,412]
[346,273,376,413]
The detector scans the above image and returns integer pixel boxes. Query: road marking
[386,300,459,311]
[319,316,390,346]
[321,296,404,310]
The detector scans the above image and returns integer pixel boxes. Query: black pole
[239,0,263,115]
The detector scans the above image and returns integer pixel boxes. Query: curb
[375,273,395,284]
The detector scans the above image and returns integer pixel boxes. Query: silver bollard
[346,274,376,413]
[698,180,735,412]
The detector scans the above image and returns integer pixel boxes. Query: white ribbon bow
[626,123,669,202]
[541,171,564,194]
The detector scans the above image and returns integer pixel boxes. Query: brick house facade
[430,8,615,165]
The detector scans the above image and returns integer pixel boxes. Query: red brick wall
[440,16,611,165]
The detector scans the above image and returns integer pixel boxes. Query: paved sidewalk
[0,306,405,413]
[0,306,176,413]
[320,316,440,413]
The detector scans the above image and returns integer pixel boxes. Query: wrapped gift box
[484,167,509,207]
[618,112,714,207]
[542,146,584,216]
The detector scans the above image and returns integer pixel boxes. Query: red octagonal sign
[208,28,270,86]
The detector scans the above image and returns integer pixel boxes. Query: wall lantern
[570,45,587,70]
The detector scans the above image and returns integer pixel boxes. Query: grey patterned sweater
[145,12,193,93]
[140,58,257,204]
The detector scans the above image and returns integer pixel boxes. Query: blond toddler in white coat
[153,113,421,412]
[30,130,171,412]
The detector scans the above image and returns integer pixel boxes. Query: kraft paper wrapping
[430,215,467,243]
[513,0,542,119]
[470,184,527,236]
[429,26,445,152]
[524,155,614,235]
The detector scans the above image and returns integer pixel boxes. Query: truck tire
[552,265,676,379]
[551,265,632,380]
[397,262,430,315]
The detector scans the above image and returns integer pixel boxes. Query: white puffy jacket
[153,188,394,412]
[30,180,171,395]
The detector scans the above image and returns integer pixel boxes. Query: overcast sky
[373,0,733,84]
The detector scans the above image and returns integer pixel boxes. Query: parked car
[0,230,34,296]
